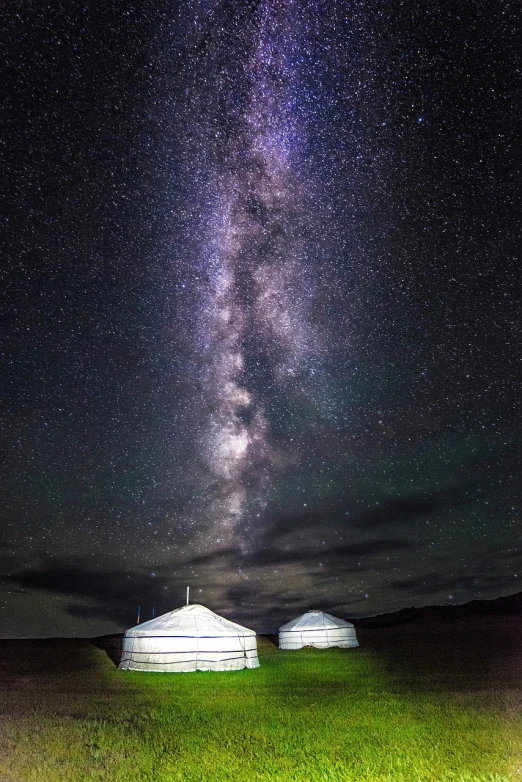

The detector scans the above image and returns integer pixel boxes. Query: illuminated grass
[0,625,520,781]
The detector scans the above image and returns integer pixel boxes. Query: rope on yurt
[216,612,247,667]
[238,631,247,665]
[194,614,199,669]
[129,630,136,668]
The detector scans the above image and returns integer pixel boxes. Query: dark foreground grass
[0,618,521,781]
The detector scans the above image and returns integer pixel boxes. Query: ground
[0,616,521,781]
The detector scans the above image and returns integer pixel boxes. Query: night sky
[1,0,521,637]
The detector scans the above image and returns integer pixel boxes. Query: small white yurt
[119,603,259,672]
[279,609,359,650]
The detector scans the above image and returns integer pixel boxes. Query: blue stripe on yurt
[122,648,255,655]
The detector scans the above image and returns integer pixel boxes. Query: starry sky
[1,0,521,637]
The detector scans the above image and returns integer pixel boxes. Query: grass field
[0,617,521,781]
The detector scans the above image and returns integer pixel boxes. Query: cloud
[389,571,515,596]
[257,482,473,548]
[179,537,411,572]
[5,560,180,624]
[246,538,411,569]
[353,490,466,528]
[66,601,132,624]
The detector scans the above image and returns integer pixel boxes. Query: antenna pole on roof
[137,605,141,624]
[186,586,190,606]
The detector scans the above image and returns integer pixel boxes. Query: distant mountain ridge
[354,590,522,628]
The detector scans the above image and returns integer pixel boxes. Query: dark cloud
[0,542,25,552]
[499,550,522,561]
[3,546,398,630]
[246,538,411,569]
[66,601,131,624]
[259,482,474,546]
[5,561,177,625]
[181,537,411,571]
[390,571,516,596]
[181,547,240,567]
[353,488,472,529]
[225,584,259,607]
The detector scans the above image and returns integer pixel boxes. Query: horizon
[2,587,521,641]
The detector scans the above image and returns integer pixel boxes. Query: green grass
[0,622,521,781]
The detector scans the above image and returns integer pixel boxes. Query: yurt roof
[279,609,354,632]
[125,604,256,638]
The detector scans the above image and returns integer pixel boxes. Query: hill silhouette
[354,590,522,628]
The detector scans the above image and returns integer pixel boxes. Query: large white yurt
[119,604,259,672]
[279,609,359,650]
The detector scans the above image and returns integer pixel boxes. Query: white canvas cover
[278,609,359,649]
[119,604,259,672]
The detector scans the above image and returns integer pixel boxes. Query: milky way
[193,1,321,549]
